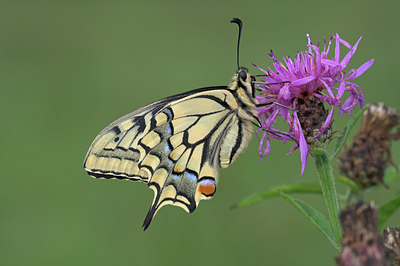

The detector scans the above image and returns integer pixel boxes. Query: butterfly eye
[239,70,247,80]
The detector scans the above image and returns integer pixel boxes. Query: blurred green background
[1,1,399,265]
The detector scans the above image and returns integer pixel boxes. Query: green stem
[312,148,342,246]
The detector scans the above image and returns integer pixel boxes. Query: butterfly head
[233,67,256,99]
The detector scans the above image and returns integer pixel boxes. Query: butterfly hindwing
[84,85,254,229]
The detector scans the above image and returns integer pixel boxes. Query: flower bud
[340,103,400,188]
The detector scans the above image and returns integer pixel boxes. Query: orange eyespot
[198,178,216,196]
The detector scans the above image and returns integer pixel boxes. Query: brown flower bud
[384,227,400,265]
[339,103,400,188]
[336,201,394,266]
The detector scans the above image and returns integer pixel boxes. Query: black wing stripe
[172,109,226,119]
[189,94,233,110]
[229,120,243,163]
[204,113,235,166]
[88,171,141,180]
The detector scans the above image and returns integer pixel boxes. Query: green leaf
[232,183,322,209]
[378,195,400,230]
[330,104,369,160]
[279,191,340,250]
[384,166,400,184]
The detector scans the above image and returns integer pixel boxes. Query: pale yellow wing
[83,86,249,229]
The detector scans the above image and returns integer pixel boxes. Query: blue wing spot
[166,123,172,135]
[164,142,171,153]
[171,173,181,180]
[185,171,197,182]
[164,108,173,120]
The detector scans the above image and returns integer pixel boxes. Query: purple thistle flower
[254,33,374,175]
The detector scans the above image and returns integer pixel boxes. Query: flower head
[254,33,374,175]
[340,103,400,188]
[383,227,400,264]
[336,201,394,266]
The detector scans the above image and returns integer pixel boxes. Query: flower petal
[291,75,316,86]
[335,33,341,62]
[336,79,345,101]
[262,135,271,157]
[252,63,270,76]
[320,79,336,101]
[336,34,352,49]
[293,112,308,175]
[265,109,280,128]
[340,36,362,69]
[321,59,340,67]
[347,59,374,79]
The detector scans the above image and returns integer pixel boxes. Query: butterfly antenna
[230,18,243,70]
